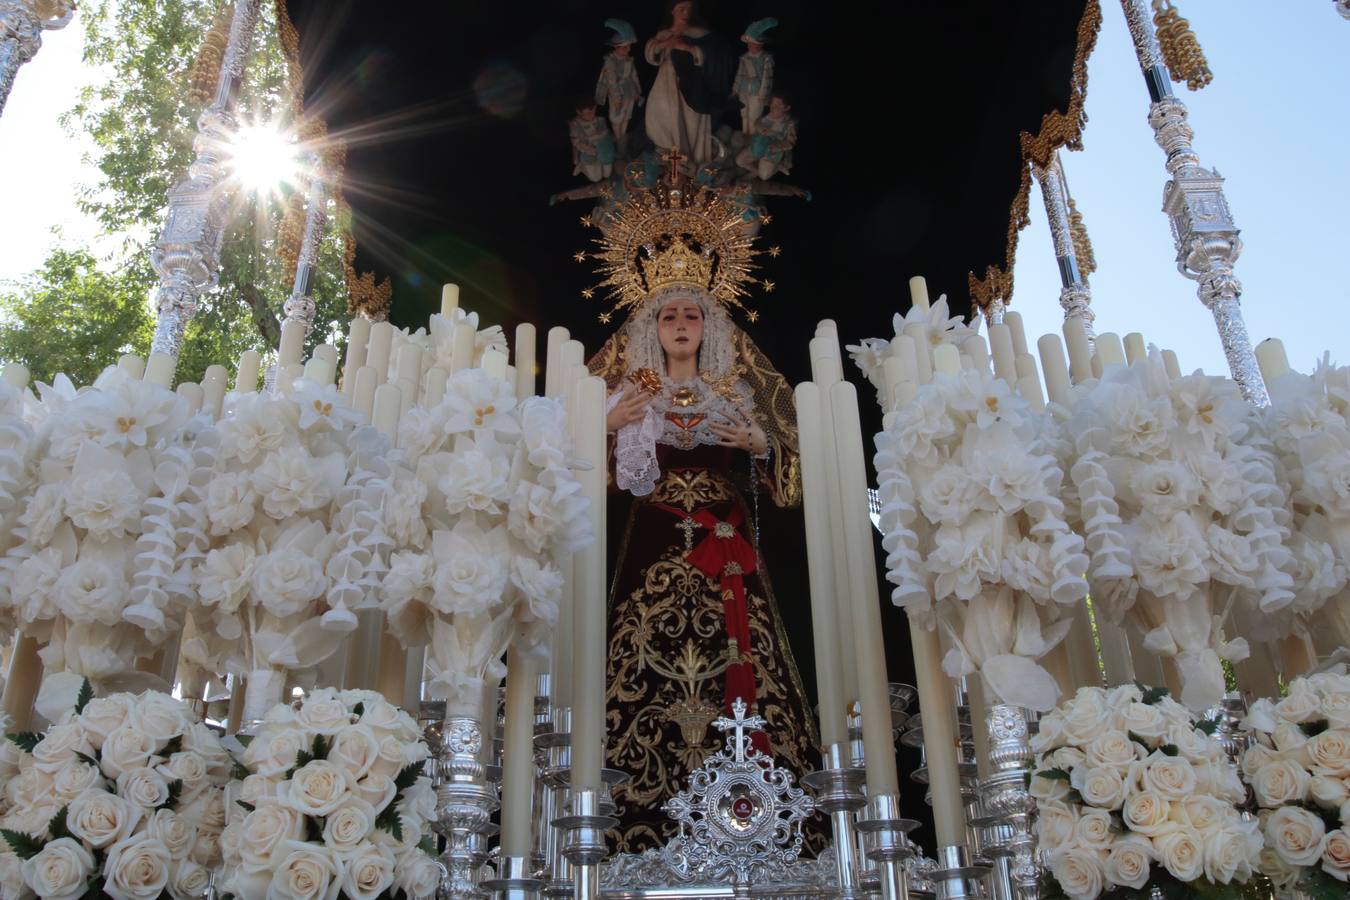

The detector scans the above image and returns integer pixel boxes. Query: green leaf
[352,702,365,718]
[236,800,256,813]
[74,750,101,770]
[6,732,41,753]
[162,735,183,756]
[234,734,255,747]
[394,760,426,793]
[1141,685,1169,705]
[0,829,42,860]
[47,806,71,842]
[231,761,250,781]
[1127,731,1154,750]
[418,836,437,856]
[1303,719,1330,738]
[74,678,94,715]
[1159,744,1180,757]
[312,734,329,762]
[1195,719,1219,735]
[375,806,404,843]
[159,779,183,811]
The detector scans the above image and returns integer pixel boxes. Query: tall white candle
[235,350,261,394]
[828,381,900,796]
[119,354,145,379]
[202,365,228,419]
[544,326,570,398]
[481,348,508,380]
[962,334,991,374]
[342,317,372,395]
[570,374,607,794]
[932,343,961,377]
[988,324,1016,384]
[1004,311,1029,357]
[144,352,176,387]
[1255,338,1290,383]
[1096,332,1127,370]
[352,366,377,420]
[366,322,395,385]
[794,382,848,748]
[278,319,306,369]
[903,323,932,383]
[0,364,29,390]
[450,322,476,373]
[1123,332,1147,365]
[1037,335,1071,406]
[1063,318,1093,385]
[441,283,460,317]
[910,620,966,845]
[908,275,930,312]
[890,335,919,385]
[176,382,204,412]
[514,323,537,400]
[500,650,537,857]
[372,383,402,440]
[1161,349,1182,379]
[423,367,447,408]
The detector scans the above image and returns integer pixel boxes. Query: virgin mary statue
[588,242,821,854]
[644,0,736,167]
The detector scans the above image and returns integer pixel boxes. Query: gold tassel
[1152,0,1212,91]
[188,10,231,105]
[1067,196,1097,276]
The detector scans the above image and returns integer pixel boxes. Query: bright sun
[229,123,298,193]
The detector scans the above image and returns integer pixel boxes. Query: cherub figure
[596,19,643,153]
[735,92,796,180]
[570,95,617,182]
[733,18,776,135]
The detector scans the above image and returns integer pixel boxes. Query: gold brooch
[627,367,663,396]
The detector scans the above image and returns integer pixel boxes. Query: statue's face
[658,299,704,367]
[672,2,693,27]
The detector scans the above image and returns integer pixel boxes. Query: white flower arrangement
[0,380,36,644]
[379,310,508,387]
[1240,672,1350,893]
[1064,355,1291,710]
[846,296,980,404]
[0,368,207,687]
[873,366,1088,712]
[0,685,231,900]
[218,688,441,900]
[377,367,590,714]
[186,381,381,720]
[1032,684,1259,900]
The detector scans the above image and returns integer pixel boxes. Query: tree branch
[242,284,281,350]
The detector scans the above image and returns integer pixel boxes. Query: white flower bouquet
[0,379,36,643]
[846,296,980,405]
[218,688,442,900]
[1240,672,1350,893]
[1065,355,1291,710]
[0,368,207,688]
[186,380,377,721]
[873,366,1088,712]
[0,684,231,900]
[1032,684,1259,900]
[378,367,590,715]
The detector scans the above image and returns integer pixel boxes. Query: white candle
[0,364,29,390]
[1255,338,1290,383]
[562,338,585,372]
[144,352,176,387]
[828,381,900,796]
[816,319,838,340]
[962,334,991,374]
[202,365,228,419]
[235,350,261,394]
[396,343,423,388]
[481,347,508,380]
[1096,332,1127,370]
[396,378,416,420]
[1037,335,1070,406]
[1123,332,1147,365]
[808,336,843,384]
[910,620,966,845]
[514,323,537,400]
[1017,374,1046,412]
[570,374,607,794]
[441,283,460,317]
[1090,351,1104,380]
[342,317,372,395]
[372,383,402,440]
[176,382,204,412]
[366,322,395,385]
[278,319,306,369]
[903,323,932,383]
[794,382,848,748]
[1004,311,1029,357]
[423,367,447,408]
[303,358,326,383]
[908,275,930,312]
[500,650,537,857]
[1161,349,1182,379]
[1,636,43,729]
[987,324,1016,384]
[891,334,919,385]
[450,322,476,373]
[544,326,570,398]
[119,354,145,378]
[1063,318,1093,385]
[352,366,377,420]
[932,344,961,376]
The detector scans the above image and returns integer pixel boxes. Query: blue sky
[0,3,1346,379]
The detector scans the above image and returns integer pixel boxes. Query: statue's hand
[710,410,768,456]
[606,387,651,433]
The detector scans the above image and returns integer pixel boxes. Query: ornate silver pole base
[0,0,75,119]
[482,855,543,900]
[801,742,867,900]
[855,793,919,900]
[434,714,501,900]
[928,844,990,900]
[537,707,574,899]
[980,705,1038,900]
[554,788,617,900]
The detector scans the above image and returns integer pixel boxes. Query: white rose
[1265,805,1327,868]
[253,549,327,619]
[31,723,93,774]
[68,789,143,848]
[189,829,221,868]
[237,802,306,870]
[0,740,25,782]
[1105,837,1153,890]
[204,471,257,535]
[158,752,208,800]
[1307,730,1350,777]
[1176,795,1226,833]
[354,774,397,814]
[1311,774,1350,809]
[0,851,31,900]
[429,522,511,617]
[198,543,255,613]
[353,698,402,738]
[382,475,428,548]
[146,808,198,861]
[367,736,406,782]
[179,724,231,778]
[1030,771,1070,803]
[269,840,342,900]
[1075,767,1126,810]
[1323,693,1350,730]
[1324,828,1350,883]
[1167,723,1217,765]
[100,725,156,779]
[509,556,563,625]
[1252,758,1310,808]
[1074,809,1114,850]
[285,761,355,817]
[78,694,134,748]
[1048,847,1106,900]
[168,859,210,900]
[436,444,511,516]
[1258,845,1300,890]
[1036,801,1078,849]
[329,726,380,780]
[53,558,127,627]
[398,779,437,823]
[65,472,143,540]
[1155,828,1203,882]
[237,774,274,805]
[1051,747,1088,771]
[178,789,225,832]
[396,848,443,900]
[20,838,94,900]
[1275,686,1321,724]
[244,728,306,779]
[251,448,333,518]
[117,766,170,809]
[1141,752,1197,801]
[131,693,189,746]
[1203,821,1259,885]
[341,841,396,900]
[321,798,376,854]
[1122,790,1173,837]
[19,483,66,546]
[295,690,352,735]
[1130,460,1199,519]
[1084,731,1140,772]
[5,768,52,814]
[1116,702,1167,743]
[51,759,103,802]
[1242,742,1275,778]
[103,834,172,900]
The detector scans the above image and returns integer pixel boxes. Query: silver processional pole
[0,0,75,119]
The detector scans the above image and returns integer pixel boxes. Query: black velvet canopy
[280,0,1100,844]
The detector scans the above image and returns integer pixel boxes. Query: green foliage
[5,732,41,753]
[1036,767,1071,782]
[1134,683,1169,705]
[352,702,365,719]
[417,836,437,856]
[74,678,94,715]
[394,760,425,793]
[375,806,404,843]
[231,760,250,781]
[74,751,102,770]
[312,734,330,762]
[162,735,183,756]
[0,829,42,860]
[236,800,256,813]
[47,806,72,842]
[160,778,184,810]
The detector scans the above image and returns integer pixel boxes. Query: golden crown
[574,150,776,323]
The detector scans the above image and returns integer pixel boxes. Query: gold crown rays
[573,150,778,324]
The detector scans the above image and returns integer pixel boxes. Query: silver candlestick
[980,705,1039,900]
[855,792,918,900]
[0,0,75,118]
[434,713,500,900]
[481,855,543,900]
[537,707,574,899]
[927,844,990,900]
[554,788,616,900]
[802,742,867,900]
